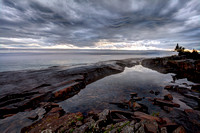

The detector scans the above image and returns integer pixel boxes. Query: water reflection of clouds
[128,65,157,73]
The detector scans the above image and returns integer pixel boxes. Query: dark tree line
[174,43,200,59]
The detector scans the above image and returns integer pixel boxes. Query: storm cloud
[0,0,200,50]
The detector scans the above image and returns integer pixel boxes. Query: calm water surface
[0,49,174,72]
[60,65,194,116]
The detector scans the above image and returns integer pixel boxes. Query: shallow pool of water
[59,65,194,115]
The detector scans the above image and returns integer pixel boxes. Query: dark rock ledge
[141,55,200,83]
[0,58,140,119]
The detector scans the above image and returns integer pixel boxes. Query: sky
[0,0,200,50]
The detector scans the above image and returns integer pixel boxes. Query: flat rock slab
[0,59,140,118]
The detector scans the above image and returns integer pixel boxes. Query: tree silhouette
[174,44,185,53]
[175,43,179,51]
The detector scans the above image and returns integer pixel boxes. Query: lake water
[0,49,175,72]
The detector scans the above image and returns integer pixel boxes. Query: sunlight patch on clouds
[41,44,79,49]
[94,39,166,50]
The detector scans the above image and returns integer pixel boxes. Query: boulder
[143,120,158,133]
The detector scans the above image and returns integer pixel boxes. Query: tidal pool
[59,65,194,116]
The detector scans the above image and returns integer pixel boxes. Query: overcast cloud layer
[0,0,200,50]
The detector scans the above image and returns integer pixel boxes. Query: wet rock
[143,120,158,133]
[184,109,200,127]
[27,114,38,121]
[164,85,174,90]
[142,56,200,83]
[149,90,154,94]
[110,121,131,133]
[153,98,180,107]
[191,85,200,92]
[73,120,95,133]
[2,114,15,118]
[135,122,145,133]
[130,92,138,98]
[132,102,148,113]
[109,102,128,109]
[163,106,174,112]
[121,124,134,133]
[93,109,110,131]
[172,126,186,133]
[98,109,109,119]
[52,81,85,102]
[155,91,160,95]
[162,123,179,133]
[22,107,83,133]
[164,94,173,101]
[132,97,143,101]
[133,111,162,123]
[132,102,142,111]
[0,107,46,133]
[164,85,187,94]
[134,122,141,131]
[161,127,167,133]
[0,59,140,119]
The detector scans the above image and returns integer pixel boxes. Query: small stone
[155,91,160,95]
[76,121,83,126]
[132,97,142,101]
[149,90,154,94]
[130,92,137,97]
[49,107,63,113]
[191,85,200,92]
[162,117,172,124]
[163,106,174,112]
[161,127,167,133]
[27,114,39,121]
[41,129,53,133]
[132,102,142,111]
[172,126,186,133]
[128,100,132,108]
[3,114,15,118]
[164,94,173,101]
[164,85,173,90]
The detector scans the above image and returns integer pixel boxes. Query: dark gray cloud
[0,0,200,50]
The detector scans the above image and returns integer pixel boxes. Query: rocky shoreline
[21,92,200,133]
[0,56,200,133]
[0,58,140,119]
[142,55,200,83]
